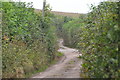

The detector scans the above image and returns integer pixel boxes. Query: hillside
[35,9,83,18]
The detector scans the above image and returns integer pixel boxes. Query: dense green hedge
[62,2,119,78]
[63,18,85,48]
[2,2,58,78]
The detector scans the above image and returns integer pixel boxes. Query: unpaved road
[32,39,82,78]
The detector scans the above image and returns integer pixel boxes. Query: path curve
[32,39,82,78]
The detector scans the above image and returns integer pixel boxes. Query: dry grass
[35,9,84,18]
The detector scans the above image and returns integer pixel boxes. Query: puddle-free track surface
[32,39,82,78]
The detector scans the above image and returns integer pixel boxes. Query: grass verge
[26,52,64,78]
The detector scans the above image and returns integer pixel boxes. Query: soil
[32,39,82,78]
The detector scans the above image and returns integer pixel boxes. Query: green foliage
[62,2,119,78]
[63,18,86,47]
[56,52,63,57]
[2,2,58,78]
[53,15,73,38]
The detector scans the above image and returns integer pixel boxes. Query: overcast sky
[13,0,107,13]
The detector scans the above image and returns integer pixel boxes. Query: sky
[13,0,108,13]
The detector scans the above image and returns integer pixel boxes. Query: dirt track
[32,39,82,78]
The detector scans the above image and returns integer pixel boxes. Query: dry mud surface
[32,39,82,78]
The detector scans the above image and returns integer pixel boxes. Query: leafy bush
[62,2,119,78]
[2,2,58,78]
[63,18,86,48]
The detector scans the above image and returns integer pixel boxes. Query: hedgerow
[62,2,119,78]
[2,2,58,78]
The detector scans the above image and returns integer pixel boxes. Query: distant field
[35,9,84,18]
